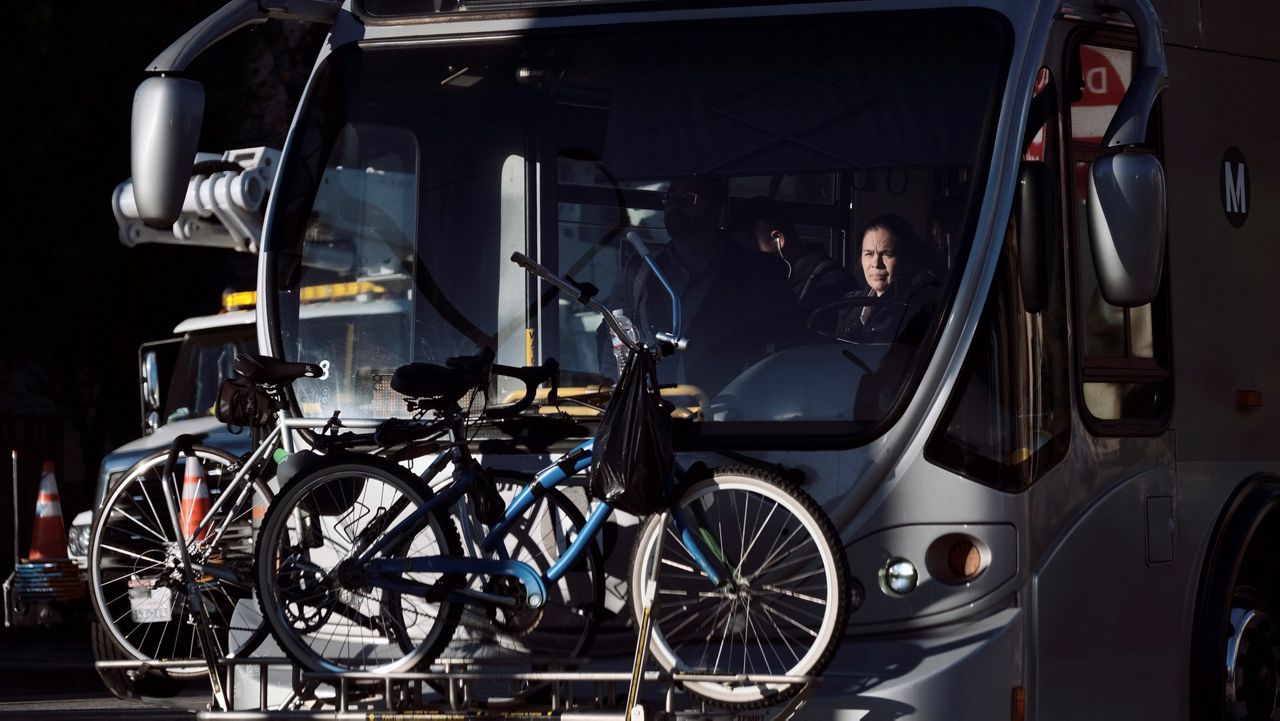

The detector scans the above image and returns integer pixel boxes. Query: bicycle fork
[158,439,230,711]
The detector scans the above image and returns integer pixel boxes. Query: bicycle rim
[256,458,462,674]
[630,468,848,709]
[89,446,269,675]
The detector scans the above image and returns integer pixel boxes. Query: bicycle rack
[164,655,819,721]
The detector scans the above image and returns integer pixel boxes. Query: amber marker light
[948,538,983,581]
[1236,389,1263,410]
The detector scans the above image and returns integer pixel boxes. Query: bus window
[925,69,1070,491]
[1066,42,1171,428]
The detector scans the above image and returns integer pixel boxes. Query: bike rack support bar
[95,659,212,670]
[198,665,820,720]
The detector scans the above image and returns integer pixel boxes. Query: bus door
[1027,33,1180,721]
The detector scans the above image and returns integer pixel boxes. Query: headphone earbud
[770,231,792,278]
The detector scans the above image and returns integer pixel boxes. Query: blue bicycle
[255,250,848,709]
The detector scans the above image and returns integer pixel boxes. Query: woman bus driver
[835,214,938,343]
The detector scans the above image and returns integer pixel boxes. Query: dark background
[0,2,324,567]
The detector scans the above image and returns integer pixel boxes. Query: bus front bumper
[802,607,1023,720]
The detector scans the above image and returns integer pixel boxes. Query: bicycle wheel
[256,455,463,674]
[629,466,848,709]
[89,445,271,676]
[444,470,604,704]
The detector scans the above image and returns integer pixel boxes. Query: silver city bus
[125,0,1280,718]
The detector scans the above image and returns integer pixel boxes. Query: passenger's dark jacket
[789,246,856,310]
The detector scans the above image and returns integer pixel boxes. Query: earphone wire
[775,236,793,278]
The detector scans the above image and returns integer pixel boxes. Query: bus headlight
[881,558,918,595]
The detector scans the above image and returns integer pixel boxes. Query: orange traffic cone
[180,457,211,542]
[27,461,68,561]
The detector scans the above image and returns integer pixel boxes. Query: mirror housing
[131,76,205,228]
[1016,162,1052,313]
[140,350,162,435]
[1087,153,1167,307]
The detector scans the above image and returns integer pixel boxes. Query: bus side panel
[1030,463,1181,721]
[1199,2,1280,63]
[1148,0,1201,49]
[1162,46,1280,463]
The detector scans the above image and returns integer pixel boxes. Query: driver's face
[861,228,900,295]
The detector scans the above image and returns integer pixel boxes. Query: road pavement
[0,621,203,719]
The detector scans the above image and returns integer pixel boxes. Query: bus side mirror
[1016,161,1052,313]
[1086,153,1167,306]
[141,350,162,435]
[131,76,205,228]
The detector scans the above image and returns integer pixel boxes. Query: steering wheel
[806,295,908,342]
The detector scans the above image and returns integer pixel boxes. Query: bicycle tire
[628,466,848,709]
[255,455,464,674]
[443,470,604,705]
[90,621,182,699]
[89,444,272,676]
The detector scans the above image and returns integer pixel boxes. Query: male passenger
[738,197,854,310]
[600,177,796,395]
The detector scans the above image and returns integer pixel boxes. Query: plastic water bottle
[610,309,638,376]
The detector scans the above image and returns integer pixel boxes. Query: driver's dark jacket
[599,236,796,395]
[835,274,937,343]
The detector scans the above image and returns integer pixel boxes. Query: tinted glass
[270,10,1010,432]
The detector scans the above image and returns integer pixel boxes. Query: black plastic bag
[590,348,674,516]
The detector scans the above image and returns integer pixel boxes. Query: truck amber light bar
[221,280,392,311]
[222,290,257,311]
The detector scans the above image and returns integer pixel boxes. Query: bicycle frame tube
[364,556,550,609]
[482,440,593,553]
[188,411,385,547]
[546,501,612,582]
[188,424,282,547]
[358,442,472,563]
[669,494,725,587]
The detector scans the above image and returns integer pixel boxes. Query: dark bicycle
[254,249,848,709]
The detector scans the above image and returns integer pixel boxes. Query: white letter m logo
[1225,162,1247,214]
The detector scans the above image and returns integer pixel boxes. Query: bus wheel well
[1190,473,1280,721]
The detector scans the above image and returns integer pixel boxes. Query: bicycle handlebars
[509,252,637,349]
[441,347,560,419]
[509,250,689,356]
[487,359,560,418]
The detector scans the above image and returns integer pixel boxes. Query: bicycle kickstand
[625,510,669,721]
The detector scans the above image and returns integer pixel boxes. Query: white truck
[74,146,279,697]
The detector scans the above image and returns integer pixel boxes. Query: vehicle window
[163,329,255,423]
[926,69,1070,490]
[268,10,1014,440]
[1067,43,1170,427]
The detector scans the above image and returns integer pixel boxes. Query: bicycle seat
[391,363,485,405]
[235,353,324,385]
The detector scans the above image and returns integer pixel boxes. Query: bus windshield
[268,9,1011,439]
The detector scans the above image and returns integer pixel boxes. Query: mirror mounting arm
[147,0,339,74]
[1095,0,1169,148]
